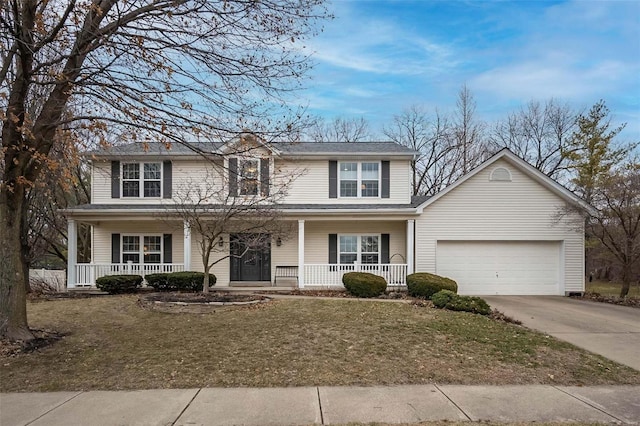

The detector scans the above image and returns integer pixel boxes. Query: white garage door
[436,241,562,295]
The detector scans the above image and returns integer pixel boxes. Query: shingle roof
[87,141,417,158]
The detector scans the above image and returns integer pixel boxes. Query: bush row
[95,271,216,294]
[146,271,216,292]
[95,274,143,294]
[406,272,491,315]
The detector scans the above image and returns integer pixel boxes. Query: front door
[230,234,271,281]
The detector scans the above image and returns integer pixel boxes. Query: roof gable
[417,148,592,213]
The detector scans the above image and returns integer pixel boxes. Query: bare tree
[308,116,372,142]
[451,84,487,174]
[383,105,456,195]
[164,137,302,292]
[586,162,640,297]
[26,142,92,270]
[1,1,329,341]
[490,99,577,181]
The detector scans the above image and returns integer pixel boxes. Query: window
[122,236,140,263]
[143,236,162,264]
[339,235,358,264]
[239,160,259,195]
[339,162,379,197]
[122,235,162,264]
[122,163,161,198]
[339,235,379,264]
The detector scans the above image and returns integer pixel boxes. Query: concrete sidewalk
[2,385,639,425]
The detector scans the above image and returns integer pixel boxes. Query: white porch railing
[304,263,408,287]
[73,263,185,287]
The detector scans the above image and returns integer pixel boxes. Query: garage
[436,241,562,295]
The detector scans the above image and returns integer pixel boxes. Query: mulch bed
[138,292,272,314]
[575,292,640,308]
[258,289,409,300]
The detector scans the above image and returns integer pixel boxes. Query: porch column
[298,220,305,288]
[67,219,77,289]
[183,220,191,271]
[407,219,415,275]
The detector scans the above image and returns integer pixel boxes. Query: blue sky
[297,0,640,141]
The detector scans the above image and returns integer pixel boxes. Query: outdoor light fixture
[276,237,282,247]
[218,237,224,247]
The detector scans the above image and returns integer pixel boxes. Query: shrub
[431,289,457,307]
[431,290,491,315]
[95,274,143,294]
[406,272,458,299]
[145,273,170,290]
[342,272,387,298]
[165,271,216,292]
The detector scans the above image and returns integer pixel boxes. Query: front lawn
[1,296,639,392]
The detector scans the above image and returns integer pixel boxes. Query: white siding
[92,158,413,205]
[93,221,184,265]
[279,159,411,205]
[415,158,585,293]
[92,161,112,204]
[304,221,407,264]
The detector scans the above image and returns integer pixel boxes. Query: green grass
[1,296,639,392]
[586,280,640,298]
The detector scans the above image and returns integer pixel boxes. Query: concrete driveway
[483,296,640,371]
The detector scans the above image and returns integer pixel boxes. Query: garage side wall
[415,158,585,294]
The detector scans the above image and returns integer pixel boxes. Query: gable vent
[490,167,512,182]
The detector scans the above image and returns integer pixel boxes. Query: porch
[66,218,415,289]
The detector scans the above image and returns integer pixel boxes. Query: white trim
[183,221,191,271]
[121,161,163,199]
[407,220,415,275]
[67,219,77,288]
[298,220,305,288]
[338,161,381,199]
[416,149,594,214]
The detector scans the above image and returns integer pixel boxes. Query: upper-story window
[339,162,379,198]
[122,162,161,197]
[239,160,259,196]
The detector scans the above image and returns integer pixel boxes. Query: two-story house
[64,136,589,295]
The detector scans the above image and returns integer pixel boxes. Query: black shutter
[111,233,121,263]
[329,161,337,199]
[229,158,238,197]
[163,234,173,264]
[163,161,172,199]
[328,234,337,264]
[381,161,390,198]
[260,158,269,197]
[111,161,120,198]
[381,234,390,264]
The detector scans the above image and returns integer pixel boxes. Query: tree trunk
[620,262,631,298]
[0,185,35,341]
[203,269,210,293]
